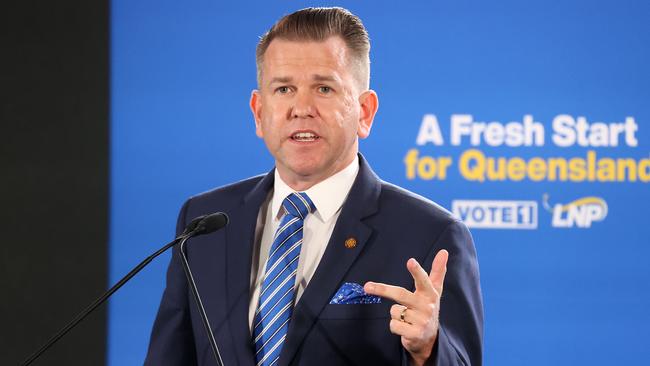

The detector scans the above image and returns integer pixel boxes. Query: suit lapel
[279,155,382,365]
[225,171,274,366]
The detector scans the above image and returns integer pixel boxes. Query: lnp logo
[543,194,608,228]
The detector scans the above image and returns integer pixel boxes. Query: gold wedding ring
[399,307,407,322]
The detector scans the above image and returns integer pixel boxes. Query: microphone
[21,212,229,366]
[194,212,229,235]
[182,212,229,236]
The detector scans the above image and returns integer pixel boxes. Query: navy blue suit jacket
[145,156,483,365]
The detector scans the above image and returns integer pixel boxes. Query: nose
[290,90,316,119]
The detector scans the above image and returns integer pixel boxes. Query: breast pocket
[303,302,400,365]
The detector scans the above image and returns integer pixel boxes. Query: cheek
[341,92,356,113]
[262,124,280,145]
[321,95,358,129]
[257,103,285,139]
[340,95,361,131]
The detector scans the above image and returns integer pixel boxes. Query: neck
[279,170,337,192]
[283,179,317,192]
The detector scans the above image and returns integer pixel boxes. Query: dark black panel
[0,1,109,365]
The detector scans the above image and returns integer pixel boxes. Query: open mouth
[291,131,320,142]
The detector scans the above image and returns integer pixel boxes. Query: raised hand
[364,250,449,366]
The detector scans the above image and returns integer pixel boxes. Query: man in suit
[145,7,482,366]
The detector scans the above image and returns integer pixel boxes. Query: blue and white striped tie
[252,192,315,366]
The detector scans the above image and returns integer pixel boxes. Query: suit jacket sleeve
[401,220,483,366]
[144,199,198,365]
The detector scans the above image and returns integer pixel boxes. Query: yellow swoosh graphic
[558,197,606,213]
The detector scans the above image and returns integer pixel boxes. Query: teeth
[292,132,318,141]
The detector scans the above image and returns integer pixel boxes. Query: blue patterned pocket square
[329,282,382,304]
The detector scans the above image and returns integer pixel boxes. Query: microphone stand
[178,236,224,366]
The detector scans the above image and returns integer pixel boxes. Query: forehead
[261,37,353,81]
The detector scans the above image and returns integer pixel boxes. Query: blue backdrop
[110,1,650,364]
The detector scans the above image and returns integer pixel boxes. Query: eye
[276,86,291,94]
[318,86,332,94]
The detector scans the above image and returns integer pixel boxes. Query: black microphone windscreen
[194,212,229,235]
[182,214,207,235]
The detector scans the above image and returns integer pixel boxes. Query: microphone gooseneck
[178,233,225,366]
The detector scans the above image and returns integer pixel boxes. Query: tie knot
[282,192,316,220]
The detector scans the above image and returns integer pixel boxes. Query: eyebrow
[312,74,337,83]
[269,76,292,84]
[269,74,339,85]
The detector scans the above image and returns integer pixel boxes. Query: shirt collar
[272,155,359,223]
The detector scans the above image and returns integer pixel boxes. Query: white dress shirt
[248,156,360,330]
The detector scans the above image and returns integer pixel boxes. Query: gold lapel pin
[344,237,357,249]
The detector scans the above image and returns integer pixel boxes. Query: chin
[291,165,322,178]
[282,161,326,180]
[285,156,321,171]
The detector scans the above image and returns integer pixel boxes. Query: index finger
[363,282,421,308]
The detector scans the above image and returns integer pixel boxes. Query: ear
[357,90,378,139]
[250,90,264,138]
